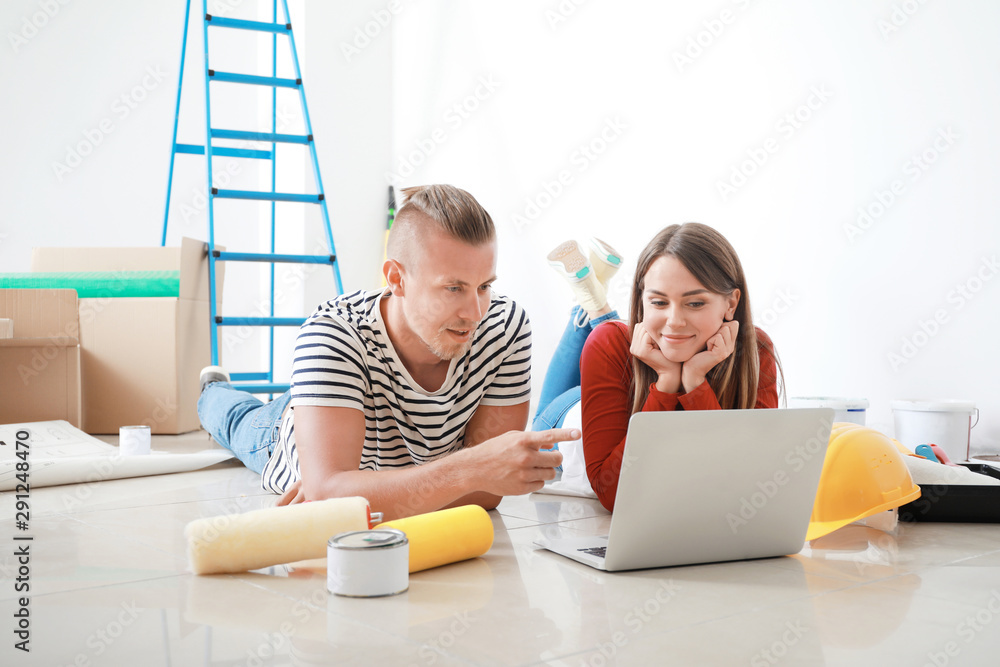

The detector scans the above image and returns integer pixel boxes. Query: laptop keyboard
[578,546,607,558]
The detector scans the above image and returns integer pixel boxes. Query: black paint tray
[899,464,1000,523]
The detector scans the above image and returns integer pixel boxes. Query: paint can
[327,529,409,597]
[891,399,978,463]
[789,397,869,425]
[119,425,151,456]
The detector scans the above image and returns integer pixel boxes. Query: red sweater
[581,321,779,511]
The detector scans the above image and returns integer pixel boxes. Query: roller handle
[304,500,381,526]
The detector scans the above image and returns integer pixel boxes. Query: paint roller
[186,500,494,576]
[376,505,494,573]
[185,496,376,575]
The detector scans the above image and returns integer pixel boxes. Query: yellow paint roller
[186,497,375,575]
[375,505,494,573]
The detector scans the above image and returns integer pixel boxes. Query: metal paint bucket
[327,528,408,597]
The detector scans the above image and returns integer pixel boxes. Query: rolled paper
[375,504,494,573]
[185,496,371,575]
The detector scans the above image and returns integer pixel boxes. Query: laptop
[534,408,833,571]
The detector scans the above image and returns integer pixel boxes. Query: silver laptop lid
[604,408,833,571]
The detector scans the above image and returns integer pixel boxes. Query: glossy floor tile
[1,430,1000,665]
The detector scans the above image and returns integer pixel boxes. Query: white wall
[301,0,392,317]
[390,0,1000,453]
[0,0,391,380]
[3,1,998,454]
[1,0,179,254]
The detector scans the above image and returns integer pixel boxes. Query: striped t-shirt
[261,287,532,493]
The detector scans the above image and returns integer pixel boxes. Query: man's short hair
[388,185,495,262]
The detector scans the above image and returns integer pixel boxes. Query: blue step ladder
[161,0,343,395]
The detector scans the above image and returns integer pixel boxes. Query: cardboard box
[0,289,82,427]
[31,238,222,434]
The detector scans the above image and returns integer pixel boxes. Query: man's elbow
[301,471,349,502]
[477,494,501,511]
[446,491,500,513]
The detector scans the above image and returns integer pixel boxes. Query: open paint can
[327,529,409,597]
[789,397,869,425]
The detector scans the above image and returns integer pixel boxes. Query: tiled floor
[3,431,1000,666]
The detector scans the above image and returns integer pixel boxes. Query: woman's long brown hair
[628,223,783,414]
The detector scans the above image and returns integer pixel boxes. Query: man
[198,184,573,520]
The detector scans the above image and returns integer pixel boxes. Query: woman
[538,224,783,510]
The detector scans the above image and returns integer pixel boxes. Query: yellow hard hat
[807,423,921,541]
[890,437,920,457]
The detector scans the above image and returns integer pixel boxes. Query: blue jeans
[197,382,292,474]
[532,306,619,431]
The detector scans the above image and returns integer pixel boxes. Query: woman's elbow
[586,464,617,513]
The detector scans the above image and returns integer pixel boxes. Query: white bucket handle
[971,408,980,429]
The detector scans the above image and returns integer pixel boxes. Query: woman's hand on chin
[630,321,682,393]
[681,320,739,393]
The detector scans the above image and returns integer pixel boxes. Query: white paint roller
[186,497,375,575]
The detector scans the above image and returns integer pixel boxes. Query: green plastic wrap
[0,271,181,298]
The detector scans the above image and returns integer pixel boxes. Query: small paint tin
[119,425,151,456]
[327,529,409,597]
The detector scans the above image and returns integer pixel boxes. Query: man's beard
[424,321,478,360]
